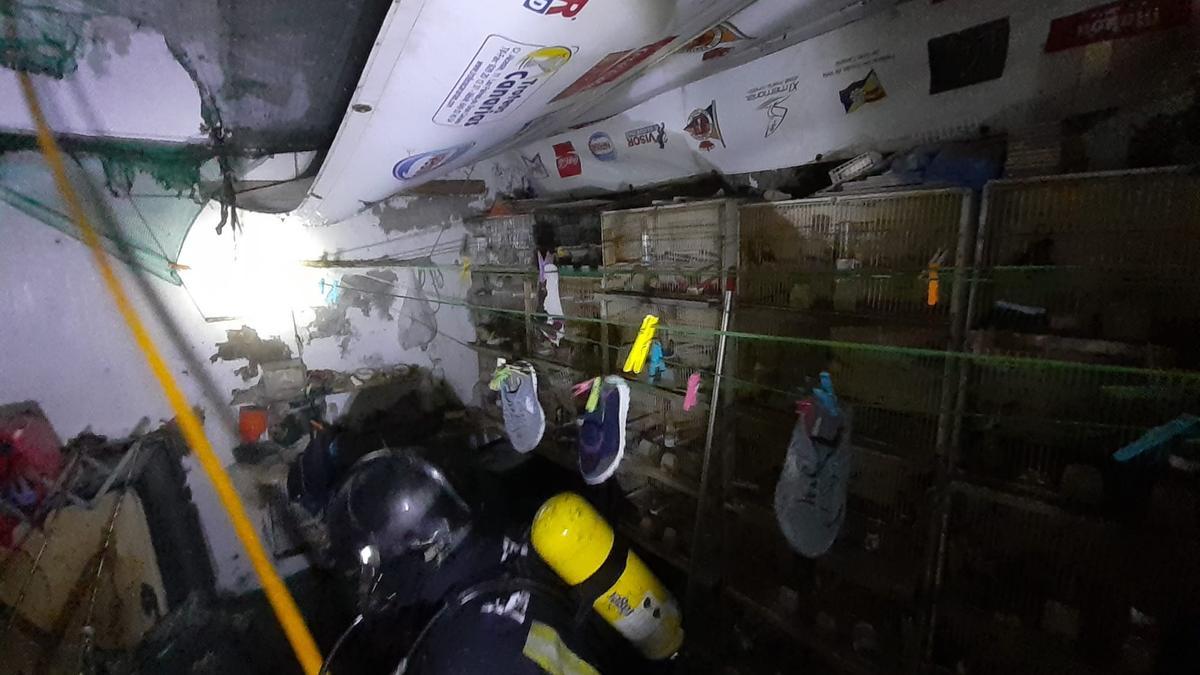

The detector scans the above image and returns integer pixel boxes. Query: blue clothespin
[1113,414,1199,463]
[811,371,839,416]
[647,340,666,381]
[806,372,843,443]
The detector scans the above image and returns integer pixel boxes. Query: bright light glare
[177,204,326,339]
[359,545,377,566]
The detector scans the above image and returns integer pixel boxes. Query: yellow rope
[15,73,324,674]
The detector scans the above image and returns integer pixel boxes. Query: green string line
[331,280,1200,385]
[309,258,1193,283]
[328,283,1185,438]
[480,320,1170,434]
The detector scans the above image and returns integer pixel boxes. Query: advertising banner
[503,0,1197,195]
[302,0,750,224]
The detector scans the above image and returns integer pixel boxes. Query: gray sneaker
[490,359,546,453]
[775,399,851,558]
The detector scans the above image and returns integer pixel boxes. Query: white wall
[0,194,480,594]
[301,0,752,224]
[0,205,263,591]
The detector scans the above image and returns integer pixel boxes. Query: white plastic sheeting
[302,0,755,224]
[584,0,899,123]
[501,0,1199,194]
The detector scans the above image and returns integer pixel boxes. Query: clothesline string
[327,280,1200,383]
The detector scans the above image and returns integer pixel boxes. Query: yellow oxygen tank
[531,492,684,660]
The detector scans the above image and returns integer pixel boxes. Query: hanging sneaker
[774,376,852,558]
[542,263,566,346]
[490,360,546,453]
[578,376,630,484]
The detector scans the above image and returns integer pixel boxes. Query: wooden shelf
[724,585,880,675]
[617,522,690,573]
[621,458,700,498]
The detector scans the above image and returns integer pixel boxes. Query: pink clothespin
[795,399,816,434]
[683,373,702,411]
[572,378,595,398]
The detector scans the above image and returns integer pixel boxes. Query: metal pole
[688,289,733,584]
[700,290,734,485]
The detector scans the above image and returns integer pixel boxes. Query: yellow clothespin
[460,256,473,286]
[586,377,602,412]
[623,315,659,374]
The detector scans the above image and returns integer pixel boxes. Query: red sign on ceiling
[551,36,677,102]
[554,142,582,177]
[1044,0,1191,52]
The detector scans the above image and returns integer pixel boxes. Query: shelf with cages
[930,479,1200,675]
[464,205,605,383]
[599,198,737,299]
[956,168,1200,501]
[723,584,883,675]
[923,167,1200,675]
[597,200,737,384]
[735,189,976,467]
[596,199,738,510]
[614,486,697,574]
[724,188,978,672]
[720,501,925,674]
[739,189,975,325]
[726,399,935,606]
[463,212,539,353]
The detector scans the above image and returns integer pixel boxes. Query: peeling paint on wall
[2,0,391,151]
[0,4,88,78]
[369,195,480,236]
[87,0,389,150]
[210,326,292,381]
[307,270,400,356]
[397,269,437,352]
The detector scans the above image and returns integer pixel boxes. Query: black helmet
[327,449,472,568]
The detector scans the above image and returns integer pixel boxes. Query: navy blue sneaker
[578,376,630,484]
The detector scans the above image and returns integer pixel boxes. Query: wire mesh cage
[598,200,735,399]
[934,483,1200,675]
[464,214,537,347]
[957,342,1200,497]
[721,188,979,671]
[462,171,1200,675]
[961,168,1200,497]
[600,200,737,299]
[619,486,696,572]
[971,168,1200,351]
[591,200,737,596]
[465,214,538,267]
[559,276,601,318]
[739,189,972,320]
[734,187,973,463]
[602,295,722,383]
[936,168,1200,675]
[533,204,604,268]
[721,487,926,674]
